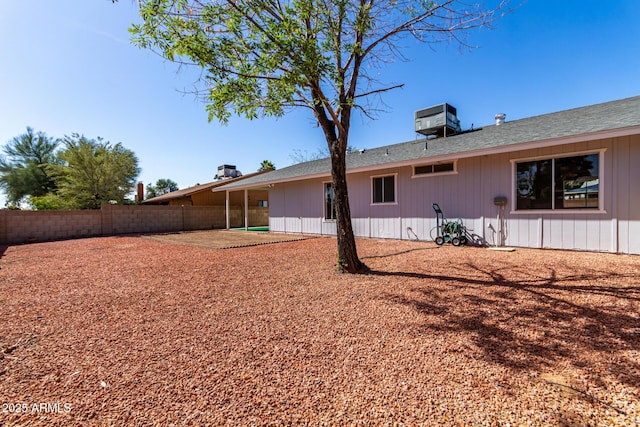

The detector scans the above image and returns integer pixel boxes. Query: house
[144,166,270,228]
[214,95,640,254]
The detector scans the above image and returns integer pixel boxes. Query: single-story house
[143,168,270,228]
[214,95,640,254]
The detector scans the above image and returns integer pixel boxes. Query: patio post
[225,190,230,230]
[244,189,249,231]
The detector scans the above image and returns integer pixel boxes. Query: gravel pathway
[1,236,638,426]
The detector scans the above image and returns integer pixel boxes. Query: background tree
[29,193,75,210]
[146,178,179,199]
[290,146,359,164]
[131,0,508,272]
[258,160,276,172]
[0,127,60,206]
[54,134,140,209]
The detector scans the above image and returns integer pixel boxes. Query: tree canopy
[54,134,140,209]
[0,130,140,210]
[146,178,179,199]
[130,0,509,272]
[0,127,60,206]
[258,160,276,172]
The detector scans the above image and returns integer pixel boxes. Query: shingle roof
[143,170,269,203]
[215,95,640,191]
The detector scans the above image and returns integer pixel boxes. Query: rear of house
[142,168,270,228]
[217,96,640,254]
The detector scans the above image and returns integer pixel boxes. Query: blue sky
[1,0,639,205]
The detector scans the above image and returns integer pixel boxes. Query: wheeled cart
[431,203,467,246]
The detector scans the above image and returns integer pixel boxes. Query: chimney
[495,113,506,126]
[136,182,144,202]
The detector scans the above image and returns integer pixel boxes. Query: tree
[146,178,179,199]
[258,160,276,172]
[131,0,508,272]
[29,193,75,211]
[290,146,359,164]
[0,127,60,206]
[54,134,140,209]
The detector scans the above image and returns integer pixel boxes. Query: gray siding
[269,134,640,254]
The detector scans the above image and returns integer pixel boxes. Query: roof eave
[212,171,332,192]
[143,170,270,202]
[213,124,640,192]
[353,124,640,173]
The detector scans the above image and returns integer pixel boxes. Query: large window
[515,152,600,210]
[372,175,396,204]
[324,182,336,220]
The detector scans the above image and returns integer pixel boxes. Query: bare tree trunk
[312,86,367,274]
[329,135,368,274]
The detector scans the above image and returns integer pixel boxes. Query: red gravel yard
[1,236,639,425]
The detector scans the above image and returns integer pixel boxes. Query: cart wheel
[451,237,461,246]
[435,236,445,246]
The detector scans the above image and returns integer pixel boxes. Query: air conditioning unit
[415,103,461,137]
[216,164,242,179]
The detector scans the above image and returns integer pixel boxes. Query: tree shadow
[0,245,7,269]
[361,247,438,260]
[369,262,640,389]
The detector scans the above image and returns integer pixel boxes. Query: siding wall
[268,134,640,254]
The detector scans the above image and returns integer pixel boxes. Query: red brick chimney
[136,182,144,202]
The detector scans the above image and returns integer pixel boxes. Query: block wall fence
[0,204,269,245]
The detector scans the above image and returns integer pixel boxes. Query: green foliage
[0,127,60,206]
[131,0,344,123]
[0,129,140,210]
[130,0,505,127]
[54,134,140,209]
[258,160,276,172]
[28,193,75,211]
[146,178,179,199]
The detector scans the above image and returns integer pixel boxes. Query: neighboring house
[215,95,640,254]
[144,168,270,228]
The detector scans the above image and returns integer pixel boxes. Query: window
[324,182,336,220]
[372,175,396,204]
[414,161,455,176]
[257,200,268,208]
[515,153,600,210]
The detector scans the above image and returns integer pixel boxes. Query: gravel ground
[145,230,311,249]
[0,236,639,426]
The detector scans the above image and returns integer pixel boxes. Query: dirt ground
[144,229,312,249]
[0,235,639,426]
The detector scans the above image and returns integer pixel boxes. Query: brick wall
[0,209,102,244]
[0,204,266,245]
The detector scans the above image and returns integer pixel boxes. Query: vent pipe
[495,113,506,126]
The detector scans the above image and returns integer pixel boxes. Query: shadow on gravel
[0,245,7,268]
[361,246,438,260]
[371,263,640,390]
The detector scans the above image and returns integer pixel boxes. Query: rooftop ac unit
[216,164,242,179]
[415,103,461,137]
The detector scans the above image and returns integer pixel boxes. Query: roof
[215,95,640,191]
[143,170,269,204]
